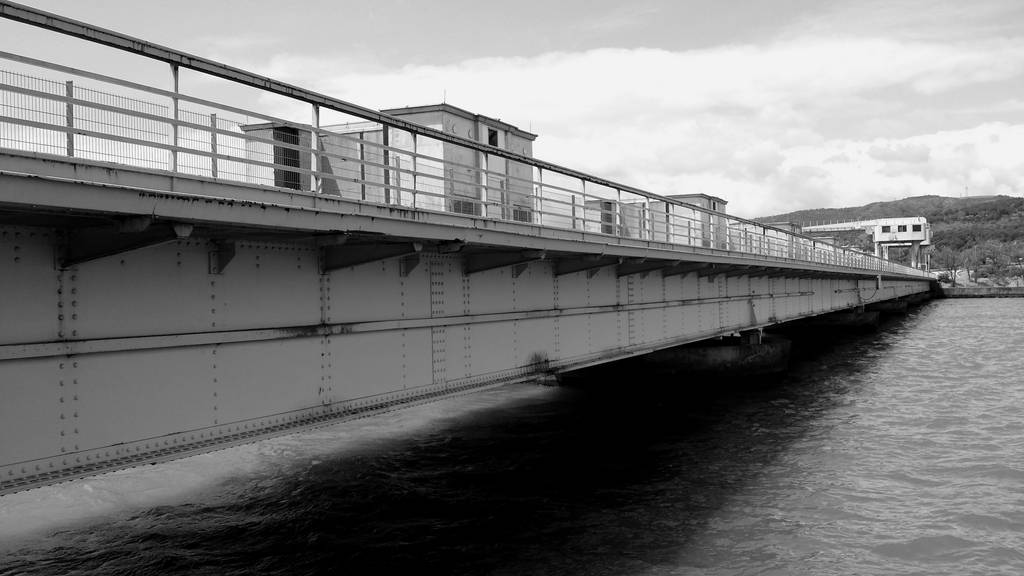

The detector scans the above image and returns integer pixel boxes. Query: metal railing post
[169,63,178,173]
[382,125,391,204]
[310,103,320,194]
[411,132,417,209]
[538,167,545,227]
[209,113,217,178]
[358,131,366,201]
[616,188,622,236]
[64,80,73,157]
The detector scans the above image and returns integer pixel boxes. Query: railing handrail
[0,2,870,248]
[0,2,929,278]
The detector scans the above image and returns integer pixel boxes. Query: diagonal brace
[554,255,620,277]
[321,242,422,272]
[465,250,546,275]
[61,221,192,269]
[663,263,710,278]
[617,258,680,277]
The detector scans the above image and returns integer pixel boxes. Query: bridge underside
[0,156,931,494]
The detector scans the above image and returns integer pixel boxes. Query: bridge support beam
[698,264,728,281]
[554,255,620,277]
[465,250,546,276]
[61,219,193,268]
[320,241,423,272]
[663,263,709,278]
[724,265,768,278]
[617,258,678,277]
[208,240,236,275]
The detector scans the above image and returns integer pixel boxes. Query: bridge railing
[0,11,929,279]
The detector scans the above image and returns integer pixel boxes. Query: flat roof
[382,103,537,141]
[667,193,729,205]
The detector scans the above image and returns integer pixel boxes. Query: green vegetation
[758,195,1024,286]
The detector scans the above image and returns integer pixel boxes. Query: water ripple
[3,299,1024,575]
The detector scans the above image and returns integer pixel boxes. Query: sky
[2,0,1024,217]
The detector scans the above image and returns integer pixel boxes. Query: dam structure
[0,2,932,494]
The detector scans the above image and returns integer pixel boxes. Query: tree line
[931,240,1024,286]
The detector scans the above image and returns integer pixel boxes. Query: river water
[2,298,1024,575]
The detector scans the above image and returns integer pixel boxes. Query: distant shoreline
[939,286,1024,298]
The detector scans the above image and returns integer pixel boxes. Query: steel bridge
[0,2,932,494]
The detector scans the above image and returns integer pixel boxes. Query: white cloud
[251,34,1024,218]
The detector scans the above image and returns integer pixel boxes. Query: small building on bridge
[243,103,538,221]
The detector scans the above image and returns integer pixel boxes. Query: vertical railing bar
[358,131,366,201]
[169,63,178,173]
[64,79,73,157]
[310,104,320,194]
[411,131,417,209]
[209,112,217,178]
[616,188,622,237]
[537,167,545,227]
[382,125,391,204]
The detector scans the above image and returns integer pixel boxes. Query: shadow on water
[2,307,932,576]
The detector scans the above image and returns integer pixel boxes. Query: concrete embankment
[940,287,1024,298]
